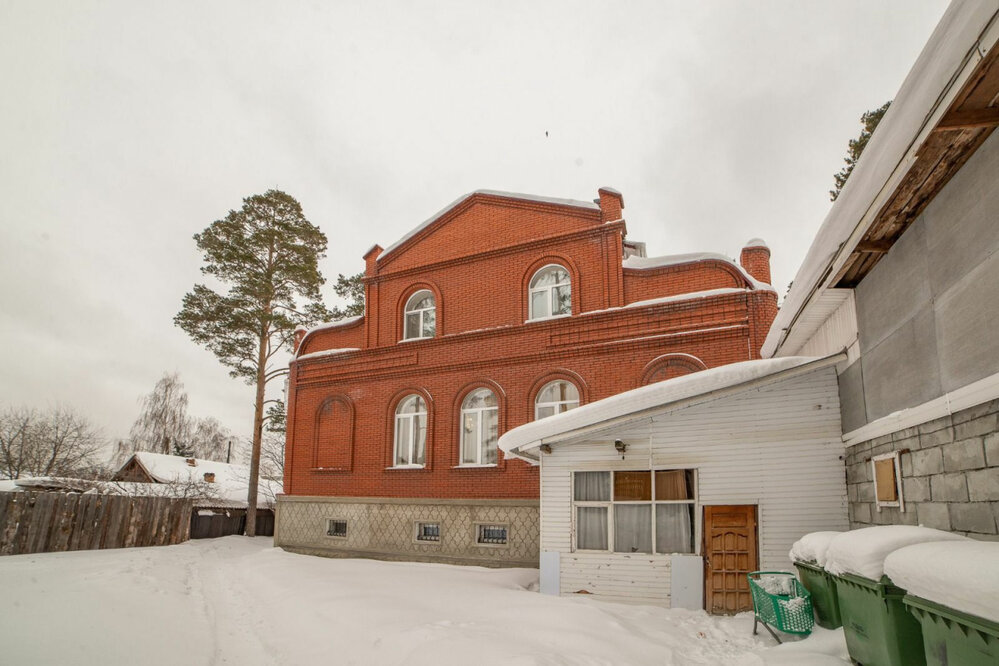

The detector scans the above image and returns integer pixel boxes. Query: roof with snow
[117,452,282,507]
[498,354,843,460]
[622,252,776,292]
[379,190,600,261]
[763,1,999,357]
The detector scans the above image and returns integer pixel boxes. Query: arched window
[534,380,580,420]
[393,395,427,466]
[460,388,498,465]
[529,265,571,320]
[403,290,436,340]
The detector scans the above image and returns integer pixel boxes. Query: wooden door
[703,505,758,614]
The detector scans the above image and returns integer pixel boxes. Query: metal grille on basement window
[416,522,440,542]
[477,524,508,545]
[327,519,347,538]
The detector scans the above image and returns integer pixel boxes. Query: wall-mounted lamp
[540,444,552,454]
[614,439,626,453]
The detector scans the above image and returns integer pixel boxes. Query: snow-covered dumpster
[885,541,999,666]
[789,531,842,630]
[825,526,967,666]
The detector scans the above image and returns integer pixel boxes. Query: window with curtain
[534,380,580,420]
[403,290,436,340]
[572,469,695,554]
[393,395,427,466]
[459,388,498,465]
[528,265,571,320]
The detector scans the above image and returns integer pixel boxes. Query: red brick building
[275,188,777,566]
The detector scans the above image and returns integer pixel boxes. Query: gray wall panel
[856,219,931,353]
[935,250,999,392]
[838,360,868,433]
[861,305,941,421]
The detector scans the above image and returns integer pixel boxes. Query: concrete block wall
[845,399,999,539]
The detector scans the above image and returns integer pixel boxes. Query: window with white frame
[403,290,436,340]
[393,395,427,466]
[528,265,571,320]
[460,388,498,465]
[572,470,695,554]
[534,380,580,420]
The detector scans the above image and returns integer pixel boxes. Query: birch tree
[175,190,330,536]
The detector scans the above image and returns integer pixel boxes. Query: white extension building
[498,355,849,613]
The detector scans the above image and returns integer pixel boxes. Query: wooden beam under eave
[933,107,999,131]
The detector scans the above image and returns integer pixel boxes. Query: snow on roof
[296,316,364,357]
[129,452,281,506]
[14,475,269,509]
[744,238,768,249]
[622,252,776,292]
[763,1,999,358]
[499,355,837,459]
[296,347,360,362]
[379,190,600,261]
[0,478,22,492]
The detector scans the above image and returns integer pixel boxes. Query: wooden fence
[0,491,193,556]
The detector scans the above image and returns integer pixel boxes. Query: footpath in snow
[0,537,848,665]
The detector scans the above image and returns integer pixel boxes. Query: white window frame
[403,289,436,340]
[392,395,427,468]
[872,451,905,512]
[528,264,572,321]
[534,380,580,420]
[571,469,698,555]
[459,389,498,466]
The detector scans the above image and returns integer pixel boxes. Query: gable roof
[116,452,282,506]
[378,190,601,263]
[498,353,845,461]
[763,1,999,357]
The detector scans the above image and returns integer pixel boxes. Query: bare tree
[260,431,285,480]
[189,417,232,462]
[0,406,105,479]
[128,372,191,456]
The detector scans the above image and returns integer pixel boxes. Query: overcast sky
[0,0,949,447]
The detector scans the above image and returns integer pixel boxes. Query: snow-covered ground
[0,537,849,665]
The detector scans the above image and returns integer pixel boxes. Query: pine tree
[175,190,331,536]
[830,101,892,201]
[329,272,365,319]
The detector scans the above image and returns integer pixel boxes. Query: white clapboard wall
[540,364,848,607]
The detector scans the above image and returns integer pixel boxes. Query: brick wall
[845,399,999,538]
[287,189,777,502]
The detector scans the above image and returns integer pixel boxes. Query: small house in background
[499,355,849,613]
[112,452,281,538]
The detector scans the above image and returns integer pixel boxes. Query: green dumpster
[834,572,925,666]
[793,560,842,629]
[903,594,999,666]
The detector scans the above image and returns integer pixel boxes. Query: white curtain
[614,504,652,553]
[576,507,608,550]
[656,504,693,553]
[574,472,610,501]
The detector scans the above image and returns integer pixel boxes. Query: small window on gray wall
[476,523,508,545]
[416,522,440,542]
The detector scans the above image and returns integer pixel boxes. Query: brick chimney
[363,244,383,277]
[597,187,624,223]
[740,238,771,285]
[293,326,308,353]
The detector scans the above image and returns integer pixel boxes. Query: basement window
[872,452,905,512]
[476,523,508,546]
[415,522,441,543]
[326,519,348,538]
